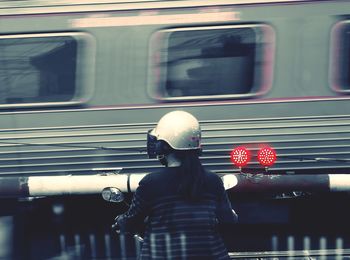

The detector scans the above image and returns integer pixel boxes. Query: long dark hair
[176,150,205,201]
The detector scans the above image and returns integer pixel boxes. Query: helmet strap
[157,154,168,167]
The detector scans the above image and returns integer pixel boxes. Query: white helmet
[147,111,201,158]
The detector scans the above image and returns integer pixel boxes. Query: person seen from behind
[113,110,238,259]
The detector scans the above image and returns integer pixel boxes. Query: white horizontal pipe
[28,173,235,196]
[329,174,350,191]
[222,174,238,190]
[129,174,147,191]
[28,175,129,196]
[18,173,350,197]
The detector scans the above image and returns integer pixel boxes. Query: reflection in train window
[0,33,93,107]
[149,25,275,101]
[330,20,350,93]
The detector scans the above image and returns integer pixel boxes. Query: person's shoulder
[140,168,168,183]
[204,169,222,179]
[137,168,174,197]
[203,169,224,185]
[203,170,226,195]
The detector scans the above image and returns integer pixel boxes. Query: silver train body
[0,0,350,178]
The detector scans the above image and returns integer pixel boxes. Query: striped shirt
[117,167,237,260]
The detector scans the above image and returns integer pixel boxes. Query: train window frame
[330,20,350,94]
[0,32,95,109]
[147,24,275,102]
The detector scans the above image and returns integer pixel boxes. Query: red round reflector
[230,146,251,167]
[257,147,277,167]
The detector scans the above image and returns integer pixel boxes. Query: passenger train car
[0,0,350,187]
[2,2,350,258]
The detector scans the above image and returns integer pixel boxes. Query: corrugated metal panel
[0,115,349,176]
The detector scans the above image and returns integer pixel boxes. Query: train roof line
[0,0,339,15]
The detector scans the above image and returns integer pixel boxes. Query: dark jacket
[117,167,237,260]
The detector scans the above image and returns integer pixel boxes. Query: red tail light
[257,146,277,167]
[230,146,251,167]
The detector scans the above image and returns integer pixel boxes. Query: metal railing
[51,232,350,260]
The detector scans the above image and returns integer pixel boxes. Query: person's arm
[216,176,238,224]
[113,174,151,233]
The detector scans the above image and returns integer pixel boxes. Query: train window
[148,24,275,101]
[0,33,94,108]
[330,21,350,93]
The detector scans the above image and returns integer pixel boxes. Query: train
[1,1,350,258]
[0,0,350,192]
